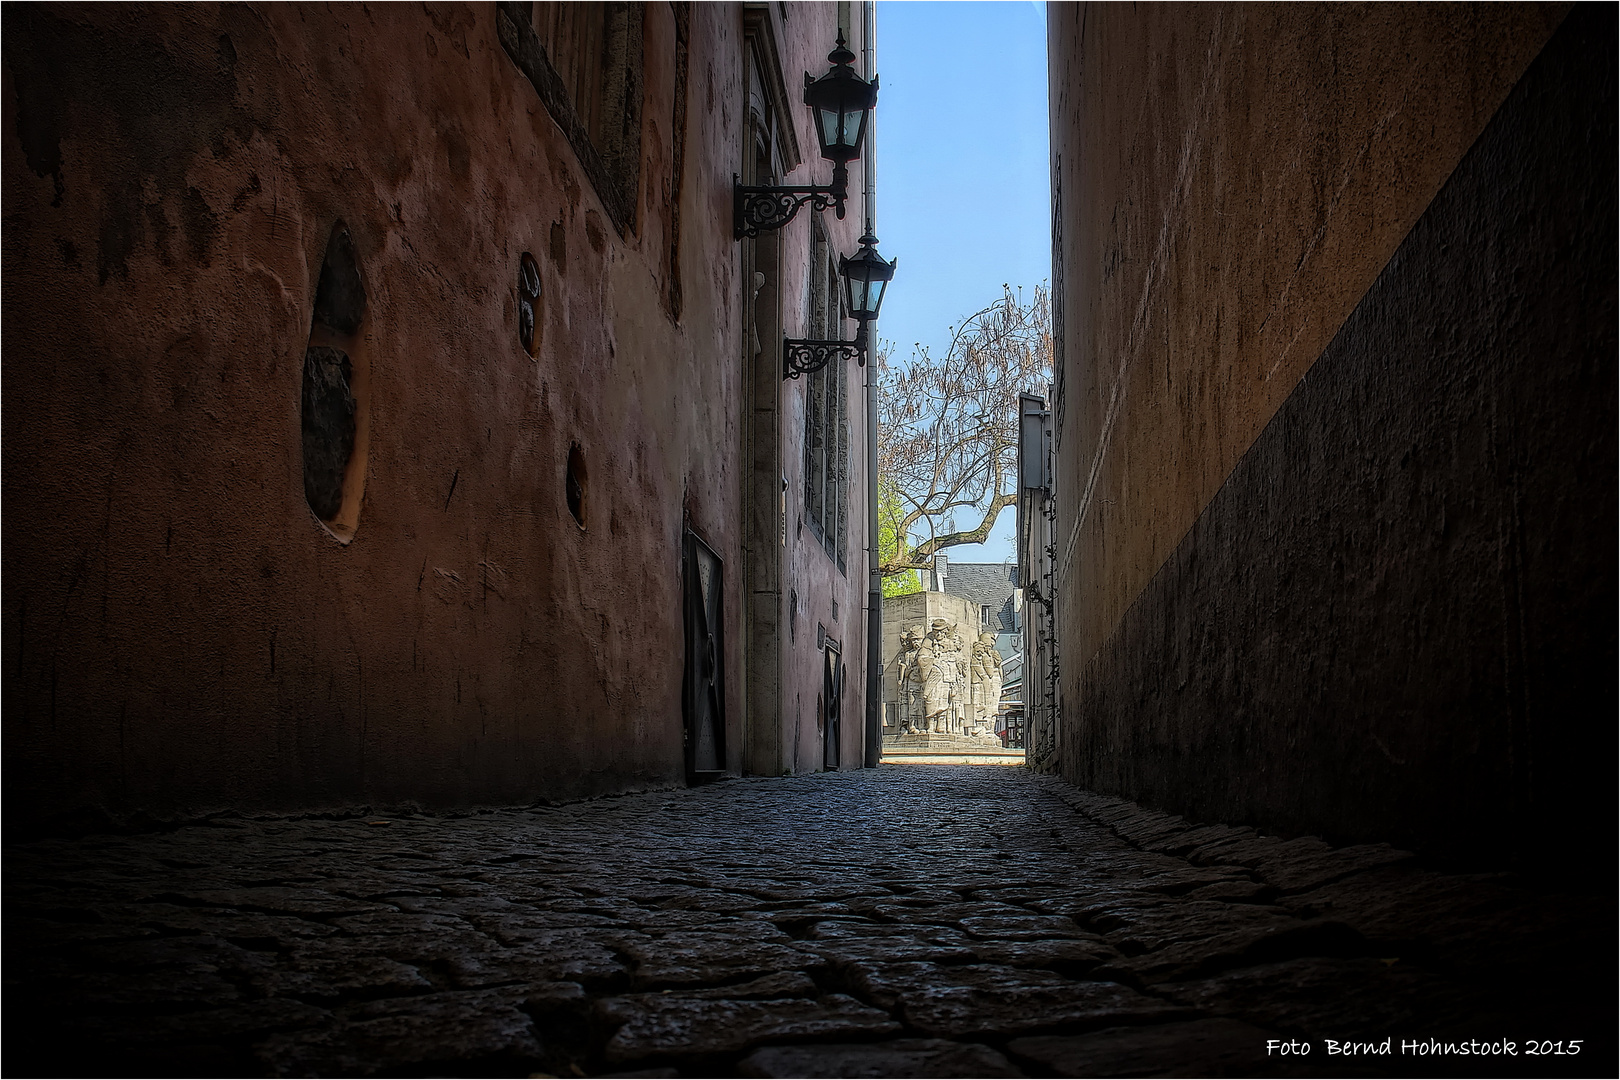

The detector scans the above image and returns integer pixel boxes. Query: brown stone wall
[1049,2,1565,669]
[2,1,873,831]
[1048,3,1615,872]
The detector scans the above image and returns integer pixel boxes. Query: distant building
[928,556,1023,658]
[1017,393,1056,769]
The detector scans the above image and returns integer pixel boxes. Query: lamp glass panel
[842,109,864,147]
[846,277,869,315]
[818,109,839,151]
[865,276,887,315]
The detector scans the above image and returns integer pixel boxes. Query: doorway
[682,528,726,780]
[823,641,843,770]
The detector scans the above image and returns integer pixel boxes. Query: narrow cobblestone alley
[6,767,1609,1078]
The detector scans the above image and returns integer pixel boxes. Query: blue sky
[873,0,1050,567]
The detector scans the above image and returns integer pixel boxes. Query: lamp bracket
[736,185,841,239]
[734,163,850,239]
[783,329,868,380]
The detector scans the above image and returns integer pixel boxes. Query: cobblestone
[4,767,1610,1077]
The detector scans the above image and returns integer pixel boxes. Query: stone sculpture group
[894,619,1004,738]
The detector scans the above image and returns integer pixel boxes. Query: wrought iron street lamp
[735,34,878,240]
[839,232,895,328]
[783,233,896,379]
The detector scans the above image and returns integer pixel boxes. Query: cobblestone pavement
[6,767,1612,1077]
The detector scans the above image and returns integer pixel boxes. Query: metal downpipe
[863,0,883,769]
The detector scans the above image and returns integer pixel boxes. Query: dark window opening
[803,221,848,573]
[496,1,644,235]
[301,222,368,540]
[518,252,541,356]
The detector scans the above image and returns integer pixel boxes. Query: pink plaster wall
[735,1,874,777]
[3,1,873,830]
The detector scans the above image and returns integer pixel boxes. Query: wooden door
[683,529,726,779]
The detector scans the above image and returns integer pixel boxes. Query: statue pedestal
[883,732,1007,752]
[881,731,1023,766]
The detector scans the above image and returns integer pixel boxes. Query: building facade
[1045,3,1615,873]
[3,1,880,833]
[927,557,1022,657]
[1016,392,1056,770]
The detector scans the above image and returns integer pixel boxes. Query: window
[497,1,644,234]
[301,221,370,544]
[804,221,849,572]
[982,604,993,627]
[535,4,610,139]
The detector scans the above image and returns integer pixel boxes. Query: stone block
[177,887,393,917]
[600,993,901,1063]
[622,931,820,989]
[805,935,981,967]
[1185,879,1277,903]
[259,948,433,1000]
[1254,844,1416,894]
[677,971,820,1000]
[256,989,544,1076]
[957,912,1092,940]
[326,911,474,935]
[844,962,1189,1037]
[1093,899,1296,948]
[967,937,1119,972]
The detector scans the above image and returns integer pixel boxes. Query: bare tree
[877,284,1051,580]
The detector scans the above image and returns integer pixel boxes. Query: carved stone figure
[894,626,925,734]
[890,617,990,739]
[919,619,957,732]
[971,632,1004,735]
[948,621,975,733]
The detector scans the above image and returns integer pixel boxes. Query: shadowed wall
[1049,4,1614,873]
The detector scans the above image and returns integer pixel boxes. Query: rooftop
[939,561,1020,634]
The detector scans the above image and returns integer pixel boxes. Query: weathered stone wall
[2,2,873,831]
[1048,4,1614,872]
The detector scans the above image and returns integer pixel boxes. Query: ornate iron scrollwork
[783,337,863,380]
[733,163,851,239]
[735,183,841,239]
